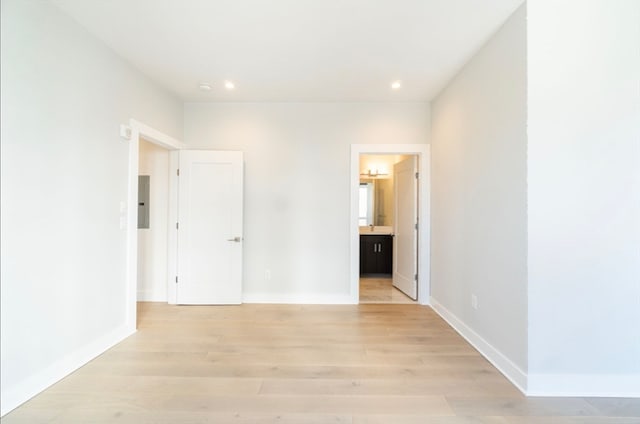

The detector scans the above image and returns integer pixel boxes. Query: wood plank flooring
[3,303,639,423]
[359,277,417,304]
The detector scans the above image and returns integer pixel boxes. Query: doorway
[358,154,418,304]
[136,138,170,302]
[125,120,186,331]
[349,144,430,305]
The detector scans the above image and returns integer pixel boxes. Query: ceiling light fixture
[224,80,235,90]
[391,80,402,90]
[198,82,212,91]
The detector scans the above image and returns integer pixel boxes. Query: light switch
[120,124,132,140]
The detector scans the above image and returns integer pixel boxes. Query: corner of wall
[430,297,528,394]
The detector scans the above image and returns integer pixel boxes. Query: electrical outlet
[471,294,478,310]
[265,269,271,281]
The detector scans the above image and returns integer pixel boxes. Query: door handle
[227,236,242,242]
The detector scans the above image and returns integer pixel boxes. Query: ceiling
[50,0,524,102]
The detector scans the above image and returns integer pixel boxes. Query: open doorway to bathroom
[358,153,418,304]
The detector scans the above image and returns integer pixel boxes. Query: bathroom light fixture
[198,82,212,91]
[360,169,389,178]
[224,80,235,90]
[391,80,402,90]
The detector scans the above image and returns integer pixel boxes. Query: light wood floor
[359,277,417,304]
[3,303,639,423]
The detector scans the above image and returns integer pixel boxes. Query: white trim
[0,325,134,416]
[125,126,140,330]
[350,144,430,305]
[430,297,528,394]
[243,293,354,305]
[130,119,186,150]
[527,374,640,398]
[126,120,184,327]
[167,151,180,304]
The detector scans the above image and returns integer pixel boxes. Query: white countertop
[359,226,393,235]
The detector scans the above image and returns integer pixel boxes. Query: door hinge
[415,171,419,179]
[415,274,418,281]
[175,276,178,283]
[176,222,179,230]
[177,169,180,176]
[415,222,418,230]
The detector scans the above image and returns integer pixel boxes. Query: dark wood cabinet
[360,235,393,275]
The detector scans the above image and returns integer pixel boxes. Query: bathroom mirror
[359,178,393,226]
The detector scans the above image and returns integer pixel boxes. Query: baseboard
[243,292,354,304]
[528,373,640,397]
[137,290,167,302]
[1,324,135,417]
[430,297,527,394]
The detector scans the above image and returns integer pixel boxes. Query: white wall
[0,0,182,414]
[430,4,528,389]
[527,0,640,395]
[137,139,170,301]
[184,103,429,302]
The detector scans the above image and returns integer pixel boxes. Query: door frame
[350,144,430,305]
[125,119,185,331]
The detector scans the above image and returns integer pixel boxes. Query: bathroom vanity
[359,226,393,275]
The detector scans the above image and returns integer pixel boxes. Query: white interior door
[393,156,418,300]
[177,150,243,305]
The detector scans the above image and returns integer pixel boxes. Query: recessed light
[224,80,235,90]
[198,82,212,91]
[391,80,402,90]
